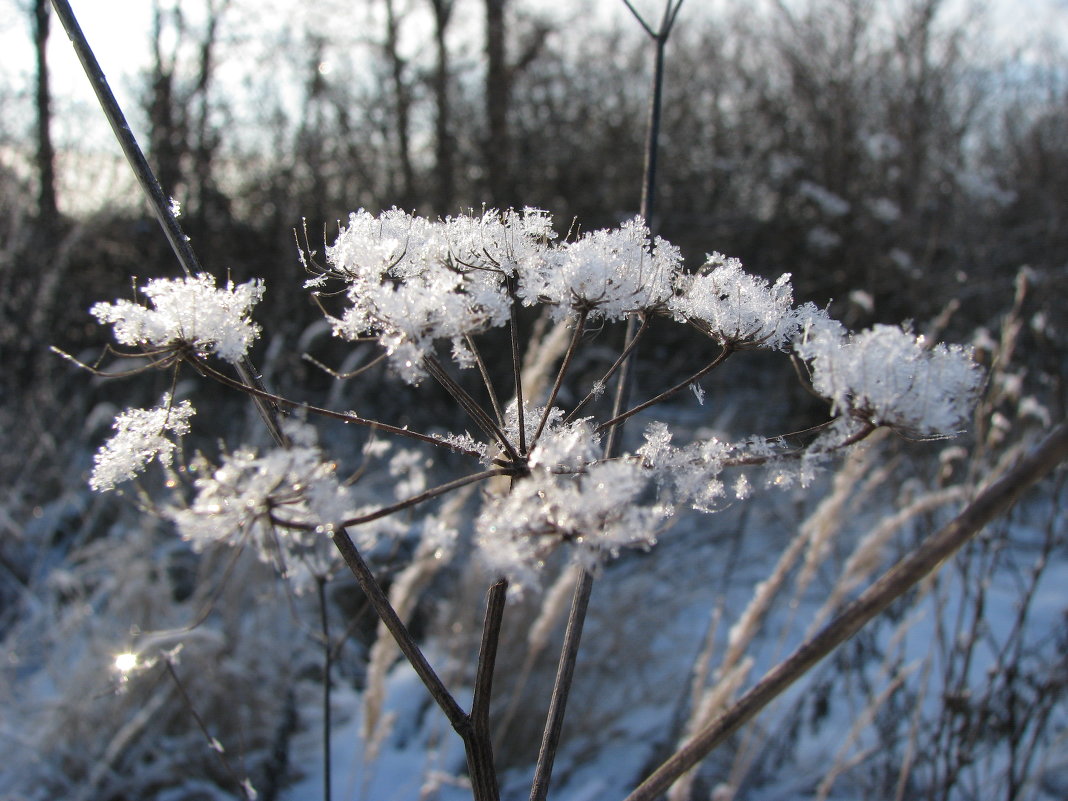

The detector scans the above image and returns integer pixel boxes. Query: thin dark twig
[467,579,508,801]
[508,278,527,454]
[49,0,199,278]
[163,657,255,799]
[423,356,521,463]
[530,310,588,450]
[527,569,594,801]
[271,468,507,531]
[595,344,732,434]
[466,334,507,427]
[316,577,332,801]
[563,313,651,423]
[330,526,468,728]
[187,354,485,458]
[623,420,1068,801]
[303,350,388,380]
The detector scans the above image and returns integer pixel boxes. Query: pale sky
[2,0,1065,212]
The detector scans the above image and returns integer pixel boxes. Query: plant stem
[509,277,528,454]
[595,344,732,434]
[528,568,594,801]
[189,355,486,459]
[466,579,508,801]
[623,419,1068,801]
[330,526,468,729]
[530,310,588,449]
[49,0,200,278]
[316,577,332,801]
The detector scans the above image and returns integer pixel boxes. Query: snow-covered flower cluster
[321,209,683,382]
[322,208,551,383]
[169,422,352,590]
[83,207,983,591]
[90,394,194,491]
[671,253,808,350]
[91,273,264,363]
[522,216,680,321]
[477,459,668,590]
[796,321,982,436]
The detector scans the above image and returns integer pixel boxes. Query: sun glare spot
[114,652,138,673]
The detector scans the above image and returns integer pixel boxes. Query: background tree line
[2,0,1066,583]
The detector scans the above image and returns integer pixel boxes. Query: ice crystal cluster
[85,208,982,589]
[92,273,264,363]
[90,394,194,491]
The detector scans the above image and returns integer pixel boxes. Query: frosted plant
[671,253,804,350]
[91,273,265,363]
[796,321,982,436]
[80,206,985,801]
[85,208,983,586]
[89,394,194,491]
[169,421,352,591]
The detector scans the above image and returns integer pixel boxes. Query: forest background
[1,0,1067,799]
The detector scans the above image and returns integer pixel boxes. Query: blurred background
[1,1,1067,799]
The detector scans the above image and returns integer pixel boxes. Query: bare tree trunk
[33,0,58,228]
[484,0,511,207]
[147,0,185,197]
[430,0,455,214]
[384,0,416,209]
[189,0,229,228]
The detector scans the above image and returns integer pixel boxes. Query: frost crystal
[324,208,549,382]
[476,459,666,590]
[90,395,195,491]
[796,322,982,435]
[522,216,679,320]
[91,274,264,363]
[672,254,800,349]
[169,422,352,590]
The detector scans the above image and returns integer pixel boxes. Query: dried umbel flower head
[91,273,264,363]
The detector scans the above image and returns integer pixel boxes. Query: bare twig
[623,420,1068,801]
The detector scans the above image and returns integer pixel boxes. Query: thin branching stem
[466,334,507,427]
[530,310,588,450]
[163,657,255,799]
[271,468,507,531]
[563,313,652,424]
[595,344,733,434]
[508,278,527,454]
[187,355,486,459]
[423,356,521,463]
[623,420,1068,801]
[329,525,468,728]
